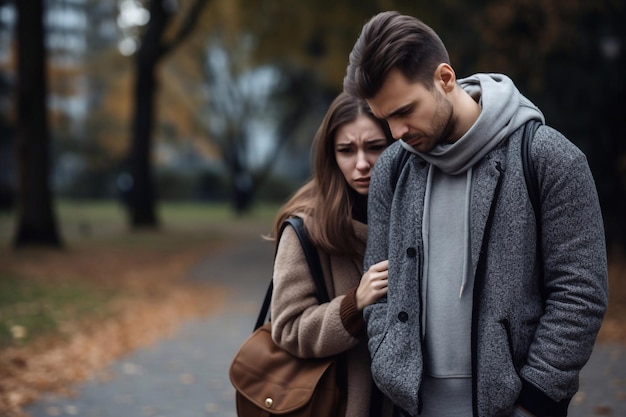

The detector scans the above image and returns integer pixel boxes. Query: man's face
[366,68,455,153]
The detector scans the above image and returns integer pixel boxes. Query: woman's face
[334,115,388,195]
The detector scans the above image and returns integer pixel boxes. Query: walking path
[25,233,626,417]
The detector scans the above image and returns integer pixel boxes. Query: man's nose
[388,121,408,140]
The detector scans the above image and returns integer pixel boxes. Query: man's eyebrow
[385,103,412,119]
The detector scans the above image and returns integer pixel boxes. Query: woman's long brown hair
[269,92,393,258]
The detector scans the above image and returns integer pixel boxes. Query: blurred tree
[0,0,15,212]
[0,70,14,211]
[471,0,626,248]
[126,0,210,228]
[202,36,332,214]
[13,0,62,248]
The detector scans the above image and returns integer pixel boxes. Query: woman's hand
[356,260,389,311]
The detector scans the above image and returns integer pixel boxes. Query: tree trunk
[128,48,159,227]
[13,0,62,248]
[126,1,170,228]
[125,0,209,228]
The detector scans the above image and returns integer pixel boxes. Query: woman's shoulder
[278,212,318,248]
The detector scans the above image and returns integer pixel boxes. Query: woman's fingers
[370,259,389,272]
[356,260,391,309]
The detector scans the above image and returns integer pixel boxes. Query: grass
[1,199,278,246]
[0,199,278,349]
[0,273,117,348]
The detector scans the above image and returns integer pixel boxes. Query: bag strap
[521,119,546,299]
[254,216,327,330]
[522,119,541,224]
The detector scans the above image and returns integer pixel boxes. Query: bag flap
[229,323,334,414]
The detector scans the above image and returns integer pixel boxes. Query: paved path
[26,234,274,417]
[25,234,626,417]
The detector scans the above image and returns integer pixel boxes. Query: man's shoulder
[381,140,406,159]
[532,124,586,163]
[373,141,404,174]
[370,142,410,194]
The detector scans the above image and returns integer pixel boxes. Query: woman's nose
[356,152,371,170]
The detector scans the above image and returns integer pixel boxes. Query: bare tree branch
[161,0,211,56]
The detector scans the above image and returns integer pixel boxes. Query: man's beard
[402,95,455,153]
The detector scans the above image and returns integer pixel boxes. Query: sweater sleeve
[340,287,365,338]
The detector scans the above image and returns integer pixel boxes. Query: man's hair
[344,11,450,98]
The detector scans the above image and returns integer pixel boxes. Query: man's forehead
[365,69,414,119]
[366,94,407,121]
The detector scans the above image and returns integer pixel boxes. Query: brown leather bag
[229,322,346,416]
[228,217,346,416]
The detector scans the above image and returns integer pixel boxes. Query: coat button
[406,247,417,258]
[398,311,409,322]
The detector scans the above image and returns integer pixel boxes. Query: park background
[0,0,625,416]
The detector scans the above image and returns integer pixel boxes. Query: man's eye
[393,106,413,118]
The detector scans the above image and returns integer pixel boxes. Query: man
[343,11,608,417]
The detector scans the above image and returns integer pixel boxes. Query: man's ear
[435,63,456,92]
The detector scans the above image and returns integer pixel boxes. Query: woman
[269,91,394,417]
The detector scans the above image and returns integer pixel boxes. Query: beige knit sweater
[270,216,378,417]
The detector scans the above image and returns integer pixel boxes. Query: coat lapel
[469,148,507,278]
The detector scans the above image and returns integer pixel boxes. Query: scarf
[400,73,545,175]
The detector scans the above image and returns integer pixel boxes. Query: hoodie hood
[401,73,545,175]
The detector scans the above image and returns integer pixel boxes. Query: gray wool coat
[363,125,608,417]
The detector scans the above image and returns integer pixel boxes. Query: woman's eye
[368,140,388,151]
